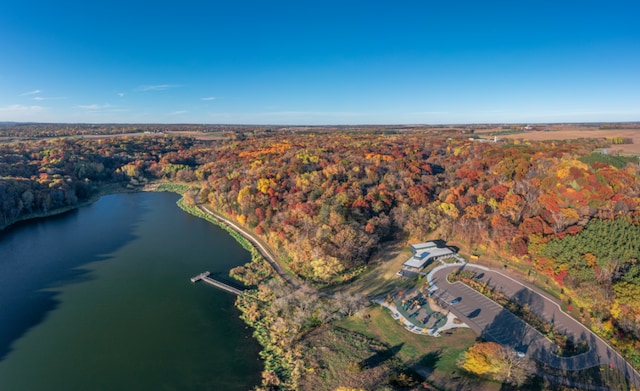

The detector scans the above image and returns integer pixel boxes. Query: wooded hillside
[2,128,639,369]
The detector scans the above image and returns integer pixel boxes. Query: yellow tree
[459,342,535,386]
[460,341,505,376]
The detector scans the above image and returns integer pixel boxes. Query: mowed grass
[335,306,503,390]
[336,305,472,370]
[299,325,411,391]
[335,243,414,297]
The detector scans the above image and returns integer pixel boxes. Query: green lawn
[335,305,501,390]
[298,325,414,391]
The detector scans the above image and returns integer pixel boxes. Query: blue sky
[1,1,639,125]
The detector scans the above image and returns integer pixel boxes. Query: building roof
[410,241,438,251]
[403,247,455,269]
[426,247,455,259]
[404,255,429,269]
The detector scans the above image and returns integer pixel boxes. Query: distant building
[401,241,456,272]
[468,136,499,143]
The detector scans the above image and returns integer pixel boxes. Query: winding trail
[195,202,301,289]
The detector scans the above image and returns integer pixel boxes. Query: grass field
[332,242,416,297]
[476,124,640,154]
[334,306,502,390]
[298,325,412,391]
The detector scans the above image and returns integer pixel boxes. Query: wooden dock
[191,271,211,283]
[190,271,243,295]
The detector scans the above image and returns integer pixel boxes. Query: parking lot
[427,263,636,378]
[431,278,544,352]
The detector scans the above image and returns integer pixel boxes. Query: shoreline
[0,187,262,389]
[193,202,301,288]
[0,181,183,233]
[0,185,367,389]
[0,183,126,232]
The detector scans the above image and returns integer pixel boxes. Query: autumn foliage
[2,127,640,371]
[192,132,640,284]
[0,136,197,228]
[459,342,535,385]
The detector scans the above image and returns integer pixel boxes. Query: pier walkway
[190,271,244,295]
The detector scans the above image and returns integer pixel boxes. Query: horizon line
[1,120,639,127]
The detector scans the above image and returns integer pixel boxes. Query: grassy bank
[175,199,261,259]
[298,325,423,391]
[151,182,190,194]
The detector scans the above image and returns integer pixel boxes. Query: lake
[0,192,262,390]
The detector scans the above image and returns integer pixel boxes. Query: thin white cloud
[33,96,65,101]
[254,111,364,117]
[20,89,42,96]
[201,97,216,101]
[76,104,114,110]
[118,92,125,97]
[134,84,182,92]
[408,111,452,116]
[170,110,188,115]
[0,104,44,112]
[0,104,48,121]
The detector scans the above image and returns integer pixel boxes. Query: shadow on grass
[360,343,404,370]
[499,377,546,391]
[376,249,402,264]
[416,349,442,378]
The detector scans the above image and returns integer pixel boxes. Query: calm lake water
[0,192,262,390]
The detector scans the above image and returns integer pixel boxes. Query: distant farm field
[495,127,640,154]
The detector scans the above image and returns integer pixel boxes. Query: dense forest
[2,127,640,385]
[189,132,640,369]
[0,135,198,228]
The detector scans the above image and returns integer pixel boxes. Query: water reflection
[0,194,143,361]
[0,192,261,390]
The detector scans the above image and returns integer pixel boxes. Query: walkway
[196,202,301,289]
[191,271,243,295]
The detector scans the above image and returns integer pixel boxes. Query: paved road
[428,263,640,388]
